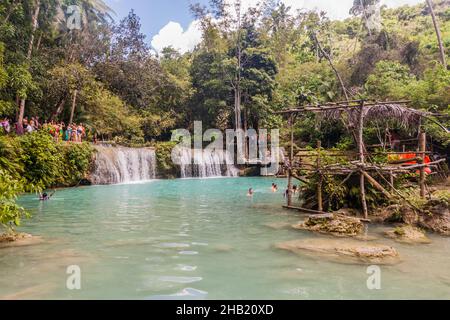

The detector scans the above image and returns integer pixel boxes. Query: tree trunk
[427,0,447,69]
[314,33,350,101]
[69,89,78,124]
[234,0,242,131]
[52,97,67,121]
[3,0,18,24]
[17,0,40,132]
[358,101,368,219]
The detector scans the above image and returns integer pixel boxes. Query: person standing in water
[247,188,254,197]
[39,190,56,201]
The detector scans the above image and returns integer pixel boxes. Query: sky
[104,0,426,54]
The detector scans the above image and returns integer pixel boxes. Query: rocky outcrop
[293,214,364,237]
[385,225,431,244]
[418,199,450,236]
[372,204,418,224]
[277,239,400,265]
[373,197,450,236]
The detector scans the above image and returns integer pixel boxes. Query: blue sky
[105,0,425,54]
[105,0,206,37]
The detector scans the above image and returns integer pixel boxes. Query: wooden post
[317,140,323,212]
[358,101,368,219]
[419,132,427,199]
[287,114,294,207]
[389,170,394,192]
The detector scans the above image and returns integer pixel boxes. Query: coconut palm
[426,0,447,69]
[17,0,115,129]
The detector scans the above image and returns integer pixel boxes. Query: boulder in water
[293,214,364,237]
[385,225,431,244]
[277,239,400,265]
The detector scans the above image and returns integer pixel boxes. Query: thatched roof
[276,100,449,133]
[318,103,429,129]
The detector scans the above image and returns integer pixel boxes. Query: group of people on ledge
[0,116,88,143]
[43,121,86,143]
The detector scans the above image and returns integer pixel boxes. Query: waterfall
[91,145,156,185]
[174,148,239,178]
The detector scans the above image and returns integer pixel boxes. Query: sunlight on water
[1,178,450,300]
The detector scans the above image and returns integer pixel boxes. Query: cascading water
[173,148,239,178]
[91,145,157,185]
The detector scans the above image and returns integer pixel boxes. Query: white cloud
[151,0,425,54]
[151,20,202,55]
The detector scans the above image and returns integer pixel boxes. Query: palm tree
[426,0,447,69]
[17,0,114,129]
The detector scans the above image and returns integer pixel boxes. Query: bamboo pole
[358,102,369,219]
[362,171,393,199]
[287,114,294,207]
[389,171,394,192]
[419,132,427,199]
[317,140,323,212]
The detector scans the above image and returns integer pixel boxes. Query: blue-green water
[1,177,450,300]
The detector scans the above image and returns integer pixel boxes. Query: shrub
[0,168,28,233]
[18,131,64,192]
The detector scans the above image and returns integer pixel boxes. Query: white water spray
[91,145,156,185]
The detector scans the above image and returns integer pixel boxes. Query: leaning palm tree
[426,0,447,69]
[53,0,115,31]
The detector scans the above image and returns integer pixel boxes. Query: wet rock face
[418,199,450,236]
[293,214,364,237]
[385,226,431,244]
[277,239,400,265]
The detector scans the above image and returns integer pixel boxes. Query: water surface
[1,178,450,300]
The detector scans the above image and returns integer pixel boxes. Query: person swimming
[272,184,278,192]
[247,188,254,197]
[39,190,56,201]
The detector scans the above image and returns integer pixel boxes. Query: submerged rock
[264,222,293,230]
[385,225,431,244]
[277,239,400,265]
[0,233,44,249]
[293,214,364,237]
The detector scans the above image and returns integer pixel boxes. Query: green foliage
[0,168,28,232]
[154,141,178,179]
[18,131,64,192]
[365,60,414,98]
[58,142,94,186]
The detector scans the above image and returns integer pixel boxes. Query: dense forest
[1,0,450,232]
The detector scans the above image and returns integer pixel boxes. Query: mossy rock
[385,225,431,244]
[293,214,364,237]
